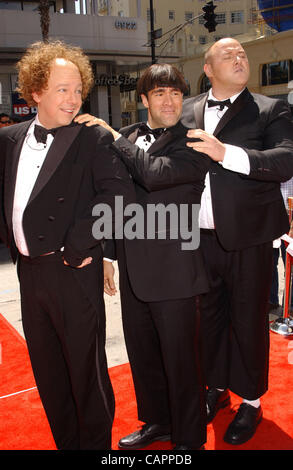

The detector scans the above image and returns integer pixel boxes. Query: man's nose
[163,93,173,105]
[67,91,80,103]
[234,54,243,63]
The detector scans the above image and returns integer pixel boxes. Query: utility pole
[149,1,217,62]
[149,0,156,63]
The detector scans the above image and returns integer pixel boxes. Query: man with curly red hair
[0,40,134,450]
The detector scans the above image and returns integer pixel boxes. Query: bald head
[203,37,250,99]
[205,37,244,64]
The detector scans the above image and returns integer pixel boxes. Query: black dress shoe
[224,403,263,445]
[206,388,230,423]
[173,445,205,450]
[118,423,171,449]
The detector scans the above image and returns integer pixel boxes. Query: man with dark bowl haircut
[76,63,212,450]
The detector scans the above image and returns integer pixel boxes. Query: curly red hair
[16,40,94,106]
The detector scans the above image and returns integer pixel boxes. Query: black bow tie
[34,124,58,144]
[207,99,231,111]
[137,123,165,140]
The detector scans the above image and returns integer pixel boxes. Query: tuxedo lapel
[126,124,175,154]
[213,88,250,136]
[193,94,207,130]
[149,120,189,154]
[28,123,82,204]
[147,129,174,154]
[127,127,140,144]
[4,120,33,231]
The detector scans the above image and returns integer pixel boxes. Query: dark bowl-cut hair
[137,64,188,96]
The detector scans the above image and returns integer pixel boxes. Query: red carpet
[0,312,293,450]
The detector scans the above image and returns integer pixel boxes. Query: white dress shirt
[12,116,54,255]
[199,89,250,229]
[134,122,157,151]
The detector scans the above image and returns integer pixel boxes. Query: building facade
[98,0,262,58]
[0,0,292,126]
[0,0,151,127]
[94,0,267,121]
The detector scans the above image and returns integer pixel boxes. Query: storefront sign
[13,104,37,116]
[95,74,138,91]
[114,20,137,30]
[12,92,37,118]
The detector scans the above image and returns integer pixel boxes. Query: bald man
[181,38,293,445]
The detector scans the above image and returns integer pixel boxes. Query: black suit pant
[18,252,114,450]
[200,230,273,400]
[118,255,207,448]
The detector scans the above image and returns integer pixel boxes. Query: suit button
[38,235,45,241]
[48,215,55,221]
[57,197,65,203]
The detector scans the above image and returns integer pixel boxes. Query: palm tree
[38,0,51,42]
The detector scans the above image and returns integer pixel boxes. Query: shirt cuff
[103,257,114,263]
[222,144,250,175]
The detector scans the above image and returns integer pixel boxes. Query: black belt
[200,228,216,236]
[19,251,62,264]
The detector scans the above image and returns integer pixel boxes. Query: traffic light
[202,1,217,33]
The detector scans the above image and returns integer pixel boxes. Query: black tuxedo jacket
[181,88,293,251]
[105,120,211,302]
[0,119,134,267]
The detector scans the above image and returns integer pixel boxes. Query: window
[98,0,107,8]
[169,10,175,21]
[23,2,43,11]
[199,36,207,45]
[0,0,55,11]
[0,1,21,9]
[185,11,193,22]
[262,60,293,86]
[231,11,244,24]
[216,13,226,24]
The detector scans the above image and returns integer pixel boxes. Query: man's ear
[203,63,212,80]
[141,94,149,109]
[32,91,41,104]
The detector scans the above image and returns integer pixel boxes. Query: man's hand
[186,129,226,162]
[74,114,120,140]
[103,260,117,296]
[63,257,92,268]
